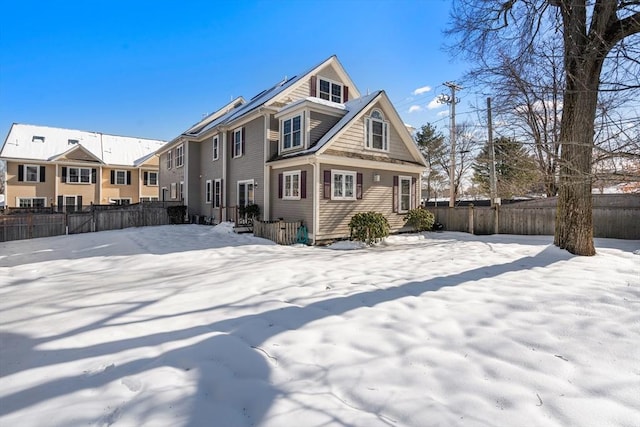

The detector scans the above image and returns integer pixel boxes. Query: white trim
[236,179,255,206]
[108,197,132,205]
[232,128,243,158]
[170,182,177,199]
[114,169,128,185]
[213,179,222,208]
[365,109,389,152]
[145,171,158,186]
[280,113,304,152]
[212,135,219,161]
[166,150,172,169]
[23,164,40,182]
[283,170,301,200]
[16,196,47,208]
[398,175,412,213]
[205,179,212,203]
[331,169,356,201]
[317,76,344,103]
[175,144,184,168]
[68,166,93,184]
[180,180,184,201]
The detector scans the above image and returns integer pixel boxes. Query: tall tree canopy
[447,0,640,255]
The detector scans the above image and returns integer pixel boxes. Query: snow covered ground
[1,224,638,427]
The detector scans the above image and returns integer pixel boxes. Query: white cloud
[437,110,449,117]
[408,105,423,113]
[412,85,432,96]
[427,97,443,110]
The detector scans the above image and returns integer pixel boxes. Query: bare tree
[447,0,640,255]
[438,122,479,204]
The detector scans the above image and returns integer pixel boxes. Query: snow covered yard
[0,224,638,427]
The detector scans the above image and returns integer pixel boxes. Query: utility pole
[439,82,462,207]
[487,97,498,206]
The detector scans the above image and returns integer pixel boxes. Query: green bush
[348,211,390,245]
[404,208,435,232]
[239,203,260,219]
[167,205,187,224]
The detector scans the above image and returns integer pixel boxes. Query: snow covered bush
[348,211,389,245]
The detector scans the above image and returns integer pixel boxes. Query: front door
[237,180,254,224]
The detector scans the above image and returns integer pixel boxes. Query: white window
[170,183,177,199]
[145,171,158,186]
[283,171,301,200]
[25,164,40,182]
[318,78,343,103]
[213,179,222,208]
[64,195,79,212]
[332,170,356,200]
[176,145,184,168]
[115,170,127,185]
[140,197,159,202]
[17,197,46,208]
[233,128,243,158]
[167,150,172,169]
[109,198,131,206]
[68,167,92,184]
[212,136,219,160]
[180,181,184,200]
[282,115,303,151]
[365,109,389,151]
[205,180,212,203]
[399,176,412,213]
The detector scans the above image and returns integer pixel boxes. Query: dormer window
[365,109,389,152]
[318,78,343,103]
[68,139,79,145]
[32,136,45,143]
[282,114,303,151]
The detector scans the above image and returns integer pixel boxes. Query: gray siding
[309,111,341,147]
[158,146,185,202]
[196,135,224,218]
[187,142,201,215]
[270,165,314,232]
[228,116,265,208]
[317,164,419,241]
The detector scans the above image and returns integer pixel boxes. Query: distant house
[156,55,427,243]
[0,124,167,211]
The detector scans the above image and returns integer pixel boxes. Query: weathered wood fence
[0,202,180,243]
[253,219,303,245]
[426,204,640,239]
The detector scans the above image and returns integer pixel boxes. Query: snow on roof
[1,124,167,166]
[275,96,347,117]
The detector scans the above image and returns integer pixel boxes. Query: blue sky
[0,0,472,144]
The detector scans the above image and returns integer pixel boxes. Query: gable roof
[178,55,361,141]
[1,123,167,167]
[274,90,427,167]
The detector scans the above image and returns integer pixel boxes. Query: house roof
[177,55,359,141]
[1,123,167,167]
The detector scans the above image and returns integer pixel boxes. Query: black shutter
[220,179,224,207]
[392,176,399,213]
[40,166,46,182]
[344,86,349,102]
[77,196,83,211]
[61,167,67,183]
[241,128,245,155]
[323,170,331,199]
[310,76,317,97]
[18,165,24,181]
[278,173,283,199]
[110,170,115,184]
[356,172,363,199]
[91,169,97,184]
[301,170,307,199]
[411,177,417,209]
[126,171,131,185]
[57,195,63,212]
[143,171,148,185]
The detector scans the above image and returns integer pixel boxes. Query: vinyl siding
[328,101,415,163]
[197,135,224,218]
[270,165,314,232]
[158,148,185,201]
[139,169,160,199]
[187,142,201,216]
[317,165,418,241]
[4,162,56,207]
[101,168,138,203]
[309,111,341,147]
[228,116,265,208]
[267,115,279,160]
[315,64,343,85]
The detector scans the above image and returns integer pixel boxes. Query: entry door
[237,180,255,207]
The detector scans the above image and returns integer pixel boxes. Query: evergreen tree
[472,137,540,199]
[415,124,447,201]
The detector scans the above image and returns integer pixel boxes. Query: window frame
[170,183,177,199]
[331,170,356,201]
[281,114,303,152]
[213,179,222,208]
[167,150,172,169]
[115,170,127,185]
[24,164,40,182]
[17,197,46,208]
[398,175,412,213]
[180,181,184,200]
[109,198,132,206]
[365,109,389,152]
[175,144,184,168]
[205,180,212,203]
[140,197,159,202]
[67,167,92,184]
[146,171,158,186]
[232,128,243,158]
[212,135,219,161]
[283,170,301,200]
[318,77,344,103]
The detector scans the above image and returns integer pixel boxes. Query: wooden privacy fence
[0,202,178,243]
[427,205,640,240]
[253,219,303,245]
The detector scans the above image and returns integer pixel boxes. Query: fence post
[468,204,474,235]
[494,204,499,234]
